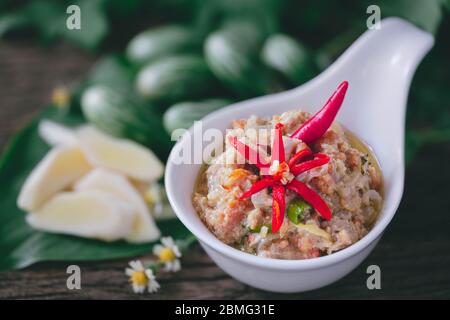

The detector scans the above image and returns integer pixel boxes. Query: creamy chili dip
[193,109,383,260]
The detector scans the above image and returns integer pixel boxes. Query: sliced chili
[290,81,348,144]
[271,123,285,163]
[228,135,270,169]
[240,177,274,200]
[271,184,286,233]
[286,180,332,220]
[290,153,330,176]
[288,147,313,168]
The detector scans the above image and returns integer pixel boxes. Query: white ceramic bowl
[165,18,434,293]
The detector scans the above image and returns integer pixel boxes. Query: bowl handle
[300,18,434,163]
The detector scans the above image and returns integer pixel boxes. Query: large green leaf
[0,107,190,272]
[0,10,29,37]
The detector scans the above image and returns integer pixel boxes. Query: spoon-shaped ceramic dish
[165,17,434,293]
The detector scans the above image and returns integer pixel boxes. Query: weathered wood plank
[0,236,449,299]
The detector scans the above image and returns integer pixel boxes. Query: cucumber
[86,54,134,90]
[81,85,172,159]
[126,25,197,65]
[135,54,215,103]
[261,34,315,85]
[163,99,232,134]
[204,21,270,97]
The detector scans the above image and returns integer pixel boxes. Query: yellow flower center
[159,248,176,262]
[130,271,148,286]
[51,87,70,109]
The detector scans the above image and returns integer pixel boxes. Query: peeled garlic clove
[17,145,91,211]
[77,126,164,182]
[74,168,161,243]
[38,120,78,146]
[27,190,135,242]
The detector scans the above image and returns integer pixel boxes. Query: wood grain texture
[0,41,449,300]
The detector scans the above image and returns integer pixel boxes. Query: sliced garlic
[74,168,161,243]
[17,145,91,211]
[27,190,135,241]
[38,120,78,146]
[77,126,164,182]
[295,223,333,242]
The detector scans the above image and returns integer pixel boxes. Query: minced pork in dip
[192,108,383,260]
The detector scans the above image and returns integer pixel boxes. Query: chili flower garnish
[229,81,349,233]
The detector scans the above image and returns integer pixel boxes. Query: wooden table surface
[0,41,449,300]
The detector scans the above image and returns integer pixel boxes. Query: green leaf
[405,128,450,165]
[0,0,109,49]
[61,0,109,51]
[376,0,444,35]
[204,0,283,34]
[405,130,424,165]
[103,0,144,16]
[0,107,191,272]
[23,0,66,42]
[444,0,450,11]
[0,10,29,37]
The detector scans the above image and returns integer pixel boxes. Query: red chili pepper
[286,180,332,220]
[290,153,329,176]
[271,123,285,163]
[240,177,274,200]
[271,185,285,233]
[228,81,351,232]
[288,147,313,168]
[228,136,270,169]
[231,124,333,230]
[290,81,348,144]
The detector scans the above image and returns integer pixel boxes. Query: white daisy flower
[153,236,182,272]
[125,260,160,294]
